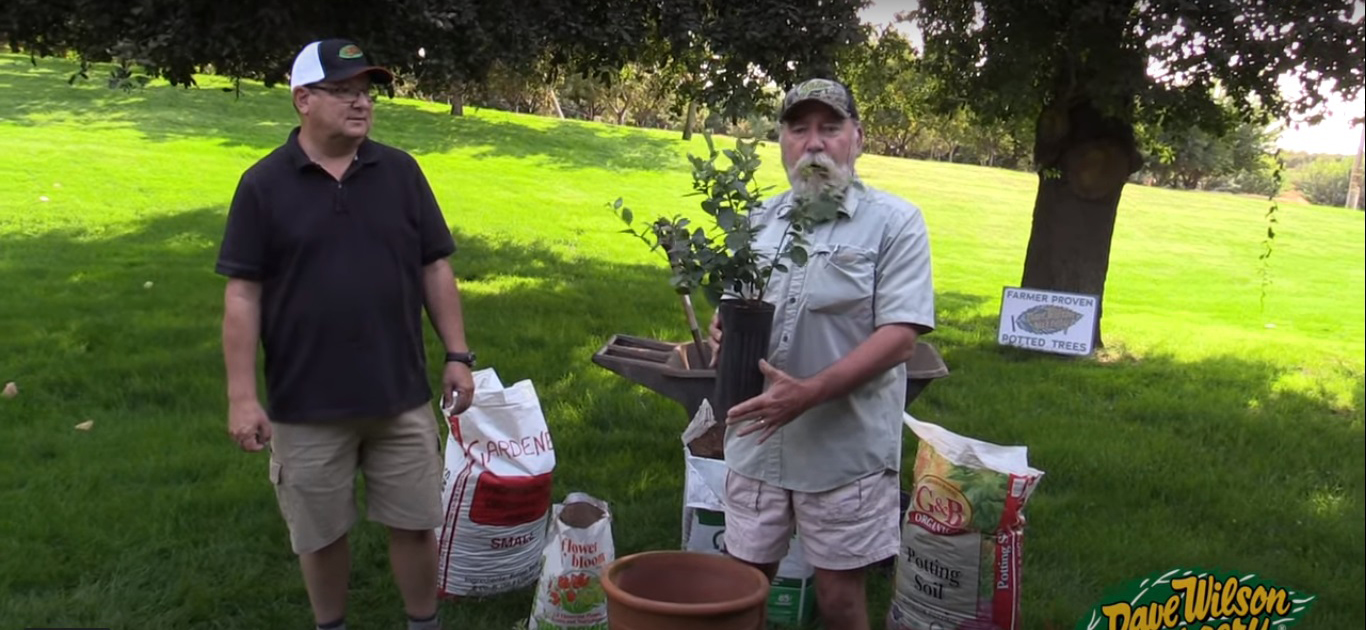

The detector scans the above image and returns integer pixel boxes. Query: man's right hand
[228,399,273,452]
[708,309,722,367]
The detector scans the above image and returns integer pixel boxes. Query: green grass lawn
[1,53,1362,629]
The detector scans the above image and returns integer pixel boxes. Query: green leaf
[806,199,841,224]
[621,208,633,225]
[789,246,808,266]
[701,283,724,308]
[717,208,737,231]
[613,197,623,210]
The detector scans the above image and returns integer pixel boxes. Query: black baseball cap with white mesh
[289,39,394,90]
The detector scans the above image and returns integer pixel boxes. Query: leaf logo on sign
[1014,304,1083,334]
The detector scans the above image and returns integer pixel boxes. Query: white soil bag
[437,368,556,598]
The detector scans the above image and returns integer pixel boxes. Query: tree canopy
[908,0,1364,347]
[0,0,868,121]
[913,1,1364,140]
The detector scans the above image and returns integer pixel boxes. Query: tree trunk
[682,98,697,140]
[1347,125,1365,209]
[549,89,564,119]
[448,82,464,116]
[1022,98,1143,350]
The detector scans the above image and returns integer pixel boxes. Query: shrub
[1294,156,1353,207]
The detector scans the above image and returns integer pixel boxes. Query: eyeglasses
[308,83,385,103]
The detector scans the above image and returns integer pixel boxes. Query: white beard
[787,151,854,201]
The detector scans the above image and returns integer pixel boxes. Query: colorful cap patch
[339,44,364,59]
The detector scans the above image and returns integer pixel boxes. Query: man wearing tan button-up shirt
[709,78,935,630]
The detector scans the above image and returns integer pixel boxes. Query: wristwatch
[445,351,476,367]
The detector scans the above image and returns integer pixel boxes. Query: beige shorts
[723,468,901,571]
[268,402,444,555]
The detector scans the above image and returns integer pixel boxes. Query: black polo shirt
[215,127,456,423]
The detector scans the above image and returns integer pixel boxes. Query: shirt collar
[286,126,381,170]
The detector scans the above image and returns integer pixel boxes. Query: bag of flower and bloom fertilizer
[887,413,1044,630]
[528,492,614,630]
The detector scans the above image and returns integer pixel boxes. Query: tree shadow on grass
[0,54,683,172]
[0,205,717,628]
[1,206,1361,627]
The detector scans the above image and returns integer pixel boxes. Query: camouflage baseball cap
[779,78,859,122]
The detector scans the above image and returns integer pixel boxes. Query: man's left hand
[725,359,818,444]
[442,361,475,416]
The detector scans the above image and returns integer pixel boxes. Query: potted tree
[612,132,847,456]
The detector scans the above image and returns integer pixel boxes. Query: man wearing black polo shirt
[215,39,472,630]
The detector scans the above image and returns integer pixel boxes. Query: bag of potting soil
[436,368,556,599]
[528,492,614,630]
[887,413,1044,630]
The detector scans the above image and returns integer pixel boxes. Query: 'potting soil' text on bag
[437,368,556,598]
[529,493,614,630]
[887,413,1044,630]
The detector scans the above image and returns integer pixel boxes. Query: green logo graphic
[1076,568,1315,630]
[1014,304,1083,334]
[338,44,364,59]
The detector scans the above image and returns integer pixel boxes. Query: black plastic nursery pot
[711,299,776,423]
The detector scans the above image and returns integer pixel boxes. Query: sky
[858,2,1365,156]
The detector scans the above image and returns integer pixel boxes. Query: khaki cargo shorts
[722,468,901,571]
[267,402,444,555]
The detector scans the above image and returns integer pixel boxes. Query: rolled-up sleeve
[414,163,456,265]
[873,206,935,332]
[215,174,267,280]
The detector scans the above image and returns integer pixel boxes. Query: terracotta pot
[602,551,770,630]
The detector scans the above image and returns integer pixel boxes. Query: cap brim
[328,65,395,85]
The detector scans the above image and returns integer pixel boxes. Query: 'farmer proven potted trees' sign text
[997,287,1099,356]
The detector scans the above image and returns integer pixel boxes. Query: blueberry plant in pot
[612,132,845,457]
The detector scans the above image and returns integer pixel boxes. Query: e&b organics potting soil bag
[887,414,1044,630]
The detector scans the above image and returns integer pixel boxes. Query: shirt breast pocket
[804,244,875,314]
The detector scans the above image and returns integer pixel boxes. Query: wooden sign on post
[997,287,1100,356]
